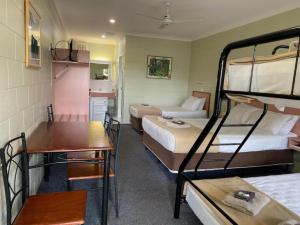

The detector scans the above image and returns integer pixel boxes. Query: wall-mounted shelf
[52,60,89,66]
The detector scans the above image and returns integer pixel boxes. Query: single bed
[129,91,211,131]
[142,103,300,173]
[184,173,300,225]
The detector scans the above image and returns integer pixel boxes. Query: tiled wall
[0,0,66,223]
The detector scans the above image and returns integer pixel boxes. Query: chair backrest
[109,119,120,159]
[47,104,54,122]
[104,112,111,134]
[0,133,29,225]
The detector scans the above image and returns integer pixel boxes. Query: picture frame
[25,0,41,68]
[146,55,172,79]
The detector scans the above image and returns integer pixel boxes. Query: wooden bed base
[143,131,294,173]
[130,91,211,132]
[130,115,143,132]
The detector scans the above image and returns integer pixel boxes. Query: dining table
[26,121,113,225]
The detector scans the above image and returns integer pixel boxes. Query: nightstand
[288,137,300,151]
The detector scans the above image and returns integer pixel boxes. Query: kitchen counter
[89,91,116,99]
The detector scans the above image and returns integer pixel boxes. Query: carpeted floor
[38,125,201,225]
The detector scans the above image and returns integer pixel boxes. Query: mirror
[90,60,112,80]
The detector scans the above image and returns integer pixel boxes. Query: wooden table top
[27,121,113,154]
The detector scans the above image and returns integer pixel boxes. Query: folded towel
[278,219,300,225]
[223,191,270,216]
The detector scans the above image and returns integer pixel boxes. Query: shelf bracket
[54,65,69,79]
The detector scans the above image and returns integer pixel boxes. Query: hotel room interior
[1,0,300,225]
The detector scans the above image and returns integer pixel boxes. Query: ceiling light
[109,18,116,24]
[101,34,107,38]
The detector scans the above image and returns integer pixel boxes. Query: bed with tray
[142,102,299,173]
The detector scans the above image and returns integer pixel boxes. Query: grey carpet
[38,125,201,225]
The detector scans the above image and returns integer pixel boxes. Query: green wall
[123,35,191,123]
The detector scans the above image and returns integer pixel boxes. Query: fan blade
[136,13,161,21]
[172,18,203,23]
[159,23,169,29]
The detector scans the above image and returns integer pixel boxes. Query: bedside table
[288,138,300,151]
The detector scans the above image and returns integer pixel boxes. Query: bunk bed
[129,91,210,131]
[174,27,300,224]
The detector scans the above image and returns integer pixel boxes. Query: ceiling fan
[136,2,203,29]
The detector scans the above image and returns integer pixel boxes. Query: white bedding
[245,174,300,216]
[186,173,300,225]
[142,117,294,153]
[160,106,207,118]
[129,105,207,118]
[226,56,300,108]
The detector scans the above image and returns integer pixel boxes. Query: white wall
[0,0,66,223]
[123,35,191,123]
[116,36,126,121]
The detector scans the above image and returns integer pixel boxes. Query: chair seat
[14,190,87,225]
[67,151,104,161]
[68,163,115,181]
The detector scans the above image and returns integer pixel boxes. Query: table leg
[102,150,110,225]
[43,153,51,182]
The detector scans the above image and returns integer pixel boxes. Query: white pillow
[226,104,259,124]
[197,98,206,110]
[248,111,294,134]
[181,96,204,111]
[279,115,299,135]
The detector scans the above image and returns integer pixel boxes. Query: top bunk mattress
[142,116,293,154]
[225,52,300,107]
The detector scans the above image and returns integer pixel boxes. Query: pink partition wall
[54,63,89,115]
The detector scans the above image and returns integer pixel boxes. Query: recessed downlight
[101,34,107,38]
[109,18,116,24]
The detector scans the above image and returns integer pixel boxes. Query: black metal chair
[67,118,121,217]
[47,104,54,122]
[0,133,87,225]
[44,104,55,181]
[104,112,112,134]
[109,118,121,217]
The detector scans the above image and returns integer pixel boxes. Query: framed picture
[147,55,172,79]
[25,0,41,68]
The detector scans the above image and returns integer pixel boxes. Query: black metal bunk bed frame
[174,26,300,224]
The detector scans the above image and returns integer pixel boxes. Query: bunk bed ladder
[193,100,268,174]
[223,103,268,173]
[193,99,232,173]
